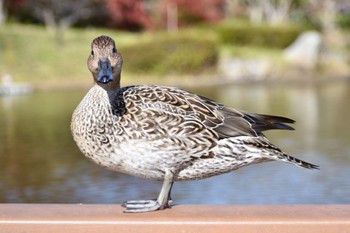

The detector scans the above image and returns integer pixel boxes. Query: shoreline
[28,74,350,93]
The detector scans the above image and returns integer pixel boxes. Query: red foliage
[10,0,26,5]
[7,0,27,18]
[163,0,225,25]
[106,0,153,31]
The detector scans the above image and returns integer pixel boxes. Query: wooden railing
[0,204,349,232]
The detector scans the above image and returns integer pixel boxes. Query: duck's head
[88,35,123,89]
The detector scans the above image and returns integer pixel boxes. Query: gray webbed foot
[122,199,171,213]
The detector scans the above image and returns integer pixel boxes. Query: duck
[71,35,318,213]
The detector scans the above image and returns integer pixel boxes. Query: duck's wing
[118,85,295,140]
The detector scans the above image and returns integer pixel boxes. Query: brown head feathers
[92,35,116,49]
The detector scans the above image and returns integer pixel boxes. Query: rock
[283,31,322,69]
[218,57,272,81]
[0,74,32,95]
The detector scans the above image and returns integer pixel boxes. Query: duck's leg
[167,181,174,205]
[122,170,174,213]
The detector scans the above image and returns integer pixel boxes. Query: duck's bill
[97,59,113,84]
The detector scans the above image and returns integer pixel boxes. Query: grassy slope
[3,23,345,90]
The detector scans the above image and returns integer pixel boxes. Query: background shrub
[337,14,350,29]
[216,21,309,49]
[121,34,218,75]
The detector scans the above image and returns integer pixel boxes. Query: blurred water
[0,80,349,205]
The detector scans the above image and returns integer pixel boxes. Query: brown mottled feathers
[118,85,295,139]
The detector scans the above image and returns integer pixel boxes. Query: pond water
[0,80,349,205]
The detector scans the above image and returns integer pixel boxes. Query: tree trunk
[167,2,178,33]
[55,16,75,46]
[42,8,56,32]
[0,0,7,25]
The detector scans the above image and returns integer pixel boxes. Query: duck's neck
[96,74,121,100]
[107,88,119,103]
[105,79,127,117]
[107,79,122,107]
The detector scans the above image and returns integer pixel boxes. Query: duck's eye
[91,50,94,56]
[112,47,117,54]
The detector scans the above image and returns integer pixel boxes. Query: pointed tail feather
[284,154,320,169]
[249,137,319,170]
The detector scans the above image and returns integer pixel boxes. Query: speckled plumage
[71,35,318,212]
